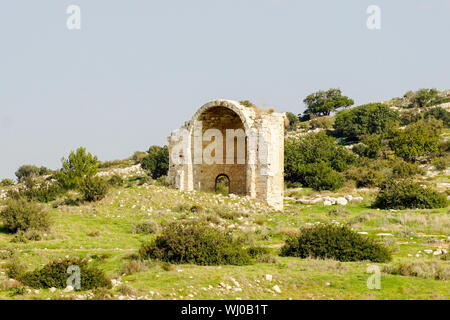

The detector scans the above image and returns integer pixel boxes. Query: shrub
[8,177,64,203]
[0,178,14,187]
[284,131,356,189]
[383,260,450,280]
[121,260,148,275]
[0,198,51,233]
[141,145,169,179]
[139,222,251,266]
[5,257,27,280]
[15,165,49,182]
[246,246,271,259]
[285,112,299,131]
[431,156,449,171]
[303,88,354,117]
[108,174,124,187]
[389,119,442,162]
[345,164,385,188]
[302,162,343,191]
[132,220,159,235]
[373,180,447,209]
[309,116,334,130]
[280,223,391,263]
[20,257,111,290]
[409,88,439,108]
[80,176,109,202]
[57,147,99,190]
[132,151,147,164]
[334,103,399,140]
[391,158,424,178]
[423,106,450,127]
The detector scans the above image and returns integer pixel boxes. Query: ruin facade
[167,99,286,210]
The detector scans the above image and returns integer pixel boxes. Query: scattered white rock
[272,285,282,293]
[265,274,273,281]
[336,197,348,205]
[49,287,57,293]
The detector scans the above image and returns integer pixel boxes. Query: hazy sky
[1,0,449,179]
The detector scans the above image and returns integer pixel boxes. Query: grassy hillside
[0,180,448,300]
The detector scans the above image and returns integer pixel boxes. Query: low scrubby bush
[0,178,14,187]
[139,222,251,266]
[19,257,111,290]
[8,177,64,203]
[108,174,124,187]
[383,260,450,280]
[0,198,51,233]
[373,180,447,209]
[132,220,159,235]
[280,223,391,262]
[80,176,109,202]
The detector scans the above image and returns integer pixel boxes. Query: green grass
[0,183,448,300]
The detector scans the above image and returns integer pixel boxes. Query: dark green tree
[389,119,442,162]
[57,147,98,189]
[303,88,354,117]
[141,145,169,179]
[334,103,399,140]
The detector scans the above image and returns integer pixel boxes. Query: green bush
[139,222,251,266]
[431,157,449,171]
[373,179,447,209]
[108,174,124,187]
[132,220,159,235]
[5,257,27,280]
[0,178,14,187]
[141,145,169,179]
[8,177,64,203]
[280,223,391,263]
[80,176,109,202]
[15,165,49,182]
[285,112,299,131]
[423,107,450,127]
[334,103,399,140]
[302,162,343,191]
[408,88,439,108]
[57,147,98,190]
[391,158,424,178]
[20,257,111,290]
[389,119,442,162]
[346,164,386,188]
[284,131,355,190]
[0,198,51,233]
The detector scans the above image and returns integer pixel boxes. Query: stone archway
[191,105,247,195]
[167,99,286,210]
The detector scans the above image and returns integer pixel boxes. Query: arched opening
[215,174,230,196]
[191,105,247,195]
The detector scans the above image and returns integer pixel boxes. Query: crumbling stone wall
[167,99,286,210]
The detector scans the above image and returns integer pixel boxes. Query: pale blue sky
[1,0,450,179]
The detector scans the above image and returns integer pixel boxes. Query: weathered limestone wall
[167,99,285,210]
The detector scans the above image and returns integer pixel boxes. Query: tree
[57,147,98,189]
[389,119,442,162]
[284,131,356,190]
[15,165,49,182]
[141,145,169,179]
[334,103,399,140]
[410,88,439,108]
[303,88,354,117]
[285,112,299,131]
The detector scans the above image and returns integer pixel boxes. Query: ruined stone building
[167,99,286,210]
